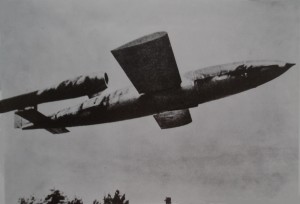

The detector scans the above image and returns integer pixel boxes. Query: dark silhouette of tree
[18,189,68,204]
[18,195,45,204]
[92,200,101,204]
[18,196,36,204]
[18,189,128,204]
[67,197,83,204]
[100,190,128,204]
[44,189,67,204]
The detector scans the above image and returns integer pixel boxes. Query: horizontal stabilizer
[45,127,70,134]
[15,108,51,125]
[154,109,192,129]
[15,108,69,134]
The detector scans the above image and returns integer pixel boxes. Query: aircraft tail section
[44,127,70,134]
[14,108,69,134]
[14,113,30,128]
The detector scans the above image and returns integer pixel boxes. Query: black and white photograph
[0,0,299,204]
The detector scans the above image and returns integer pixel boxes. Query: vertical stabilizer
[14,112,30,128]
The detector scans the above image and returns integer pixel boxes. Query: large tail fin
[14,112,30,128]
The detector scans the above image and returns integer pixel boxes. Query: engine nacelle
[36,72,109,100]
[0,72,109,113]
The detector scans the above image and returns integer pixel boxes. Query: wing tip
[111,31,168,52]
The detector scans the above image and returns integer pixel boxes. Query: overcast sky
[0,0,299,204]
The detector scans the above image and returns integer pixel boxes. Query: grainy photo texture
[0,1,298,204]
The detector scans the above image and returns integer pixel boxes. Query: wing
[111,31,182,93]
[153,109,192,129]
[15,108,69,134]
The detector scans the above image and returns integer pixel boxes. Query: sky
[0,0,299,204]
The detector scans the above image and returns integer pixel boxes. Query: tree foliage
[18,189,127,204]
[44,189,67,204]
[102,190,128,204]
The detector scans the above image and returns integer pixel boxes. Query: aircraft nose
[285,63,296,69]
[279,62,295,75]
[260,62,295,75]
[247,61,295,86]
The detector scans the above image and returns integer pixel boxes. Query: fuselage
[25,60,292,130]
